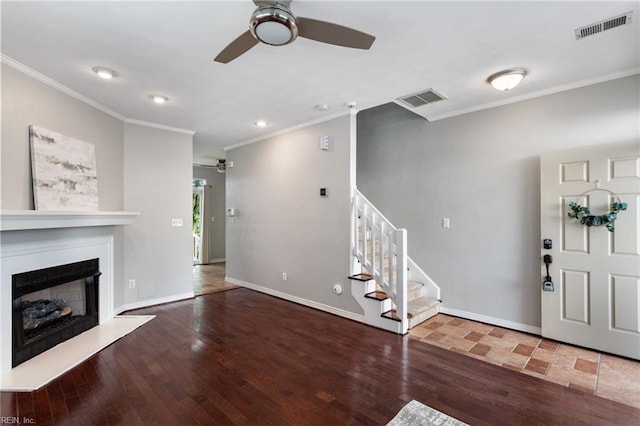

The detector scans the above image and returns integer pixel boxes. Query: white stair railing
[352,188,408,333]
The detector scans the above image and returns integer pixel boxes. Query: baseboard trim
[114,292,195,315]
[209,258,226,263]
[439,306,542,336]
[225,277,366,324]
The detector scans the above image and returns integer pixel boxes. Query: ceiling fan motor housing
[249,4,298,46]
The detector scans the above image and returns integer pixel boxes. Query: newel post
[395,228,408,334]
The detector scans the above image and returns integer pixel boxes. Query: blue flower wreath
[567,201,628,232]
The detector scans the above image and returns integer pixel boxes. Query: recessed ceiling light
[315,104,329,112]
[254,120,269,128]
[92,66,118,80]
[487,68,527,91]
[149,94,169,105]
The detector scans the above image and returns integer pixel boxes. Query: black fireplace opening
[12,258,101,368]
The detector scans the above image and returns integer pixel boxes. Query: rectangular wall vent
[397,88,447,108]
[575,11,633,40]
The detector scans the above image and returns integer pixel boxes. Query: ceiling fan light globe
[255,21,294,45]
[250,5,298,46]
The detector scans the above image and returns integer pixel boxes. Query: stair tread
[408,280,423,288]
[408,297,440,314]
[381,309,402,322]
[348,273,373,281]
[365,291,388,301]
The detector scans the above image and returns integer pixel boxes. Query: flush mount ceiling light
[149,94,169,105]
[254,120,269,128]
[487,68,527,91]
[250,4,298,46]
[92,66,118,80]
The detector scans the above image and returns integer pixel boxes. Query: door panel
[610,194,640,256]
[561,161,590,183]
[561,195,590,253]
[610,156,640,180]
[561,269,590,324]
[541,142,640,360]
[610,274,640,333]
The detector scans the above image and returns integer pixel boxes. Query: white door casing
[540,141,640,360]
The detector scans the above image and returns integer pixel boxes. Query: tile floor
[192,262,239,296]
[409,314,640,409]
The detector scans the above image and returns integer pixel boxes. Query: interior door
[540,142,640,360]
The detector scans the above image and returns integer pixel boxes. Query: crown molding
[1,54,126,121]
[223,110,350,152]
[425,67,640,122]
[124,118,196,136]
[1,55,196,136]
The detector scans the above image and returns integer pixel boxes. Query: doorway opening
[193,179,206,265]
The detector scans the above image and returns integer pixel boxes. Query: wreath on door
[567,200,627,232]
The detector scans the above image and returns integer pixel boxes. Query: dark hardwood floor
[2,288,639,425]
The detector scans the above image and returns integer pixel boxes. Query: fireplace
[0,212,137,376]
[12,259,101,367]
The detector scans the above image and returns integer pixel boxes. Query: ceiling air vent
[396,88,447,108]
[575,11,633,40]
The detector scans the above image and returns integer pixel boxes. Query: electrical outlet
[282,272,288,281]
[442,218,450,228]
[129,279,136,289]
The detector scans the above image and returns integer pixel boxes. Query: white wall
[123,123,193,307]
[193,166,226,261]
[357,75,640,329]
[226,116,360,314]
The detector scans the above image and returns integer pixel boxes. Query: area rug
[0,315,154,391]
[387,400,468,426]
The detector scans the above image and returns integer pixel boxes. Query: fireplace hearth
[12,259,101,367]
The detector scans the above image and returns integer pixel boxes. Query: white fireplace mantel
[0,210,139,231]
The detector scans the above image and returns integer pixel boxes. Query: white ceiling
[2,1,639,165]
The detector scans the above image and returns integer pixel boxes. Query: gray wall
[193,166,226,261]
[123,124,194,305]
[357,75,640,328]
[1,63,127,307]
[226,116,359,313]
[1,63,194,311]
[1,64,124,211]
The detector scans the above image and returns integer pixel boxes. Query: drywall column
[122,123,194,309]
[225,115,361,316]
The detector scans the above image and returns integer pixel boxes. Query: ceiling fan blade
[297,17,375,50]
[214,30,259,64]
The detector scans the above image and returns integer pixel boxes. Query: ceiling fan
[214,0,376,63]
[195,159,226,173]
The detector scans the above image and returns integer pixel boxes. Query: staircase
[349,189,440,334]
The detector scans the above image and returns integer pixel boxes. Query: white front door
[540,141,640,360]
